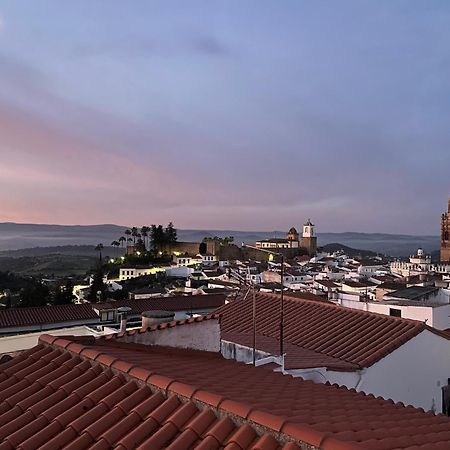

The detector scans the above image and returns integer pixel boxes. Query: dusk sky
[0,1,449,234]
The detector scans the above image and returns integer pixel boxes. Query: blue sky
[0,1,449,234]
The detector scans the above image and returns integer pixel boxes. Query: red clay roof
[19,332,450,449]
[0,340,299,450]
[215,292,426,369]
[282,292,328,303]
[97,293,227,315]
[0,294,227,330]
[0,303,98,328]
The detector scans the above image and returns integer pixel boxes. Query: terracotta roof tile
[216,292,426,369]
[96,293,227,315]
[0,304,98,328]
[2,332,450,449]
[0,294,225,332]
[76,338,450,449]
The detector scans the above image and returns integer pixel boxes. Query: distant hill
[0,245,114,258]
[320,243,378,258]
[0,254,97,277]
[0,222,440,257]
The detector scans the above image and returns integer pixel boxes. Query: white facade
[391,248,450,276]
[224,329,450,413]
[303,219,314,238]
[172,255,202,267]
[200,254,217,265]
[358,264,387,277]
[165,266,194,278]
[0,326,110,356]
[256,240,298,249]
[286,329,450,413]
[335,294,450,330]
[119,266,165,281]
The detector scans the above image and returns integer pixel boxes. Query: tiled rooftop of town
[0,293,227,330]
[2,321,450,450]
[0,303,98,328]
[94,293,227,316]
[0,337,300,450]
[216,292,429,370]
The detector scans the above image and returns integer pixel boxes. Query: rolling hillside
[0,222,440,257]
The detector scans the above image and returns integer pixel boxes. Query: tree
[95,243,104,263]
[150,225,157,250]
[87,267,106,303]
[19,280,50,307]
[53,279,75,305]
[150,224,165,253]
[140,226,150,250]
[111,240,120,257]
[119,236,126,250]
[131,227,139,246]
[124,229,132,248]
[165,222,177,244]
[135,237,145,254]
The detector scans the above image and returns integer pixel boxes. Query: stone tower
[287,227,299,247]
[300,218,317,256]
[441,199,450,262]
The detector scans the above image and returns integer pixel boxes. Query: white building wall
[432,305,450,330]
[284,367,360,388]
[0,326,109,355]
[339,297,450,329]
[165,266,194,278]
[368,302,434,324]
[359,330,450,412]
[121,319,220,352]
[221,330,450,412]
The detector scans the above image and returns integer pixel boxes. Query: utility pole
[243,243,285,358]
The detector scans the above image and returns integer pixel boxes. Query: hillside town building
[255,219,317,255]
[217,291,450,412]
[391,248,450,276]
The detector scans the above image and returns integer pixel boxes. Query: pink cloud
[0,106,217,224]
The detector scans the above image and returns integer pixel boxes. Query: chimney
[142,310,175,329]
[117,307,132,333]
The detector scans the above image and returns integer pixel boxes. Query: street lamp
[242,243,285,358]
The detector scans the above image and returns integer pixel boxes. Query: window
[389,308,401,317]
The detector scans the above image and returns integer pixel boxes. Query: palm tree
[95,243,104,263]
[111,240,120,257]
[140,226,150,250]
[131,227,139,246]
[119,236,126,250]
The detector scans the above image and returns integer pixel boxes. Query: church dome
[288,227,298,234]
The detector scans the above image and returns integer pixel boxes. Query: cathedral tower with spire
[441,198,450,262]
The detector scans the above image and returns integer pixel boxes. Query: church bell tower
[300,218,317,256]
